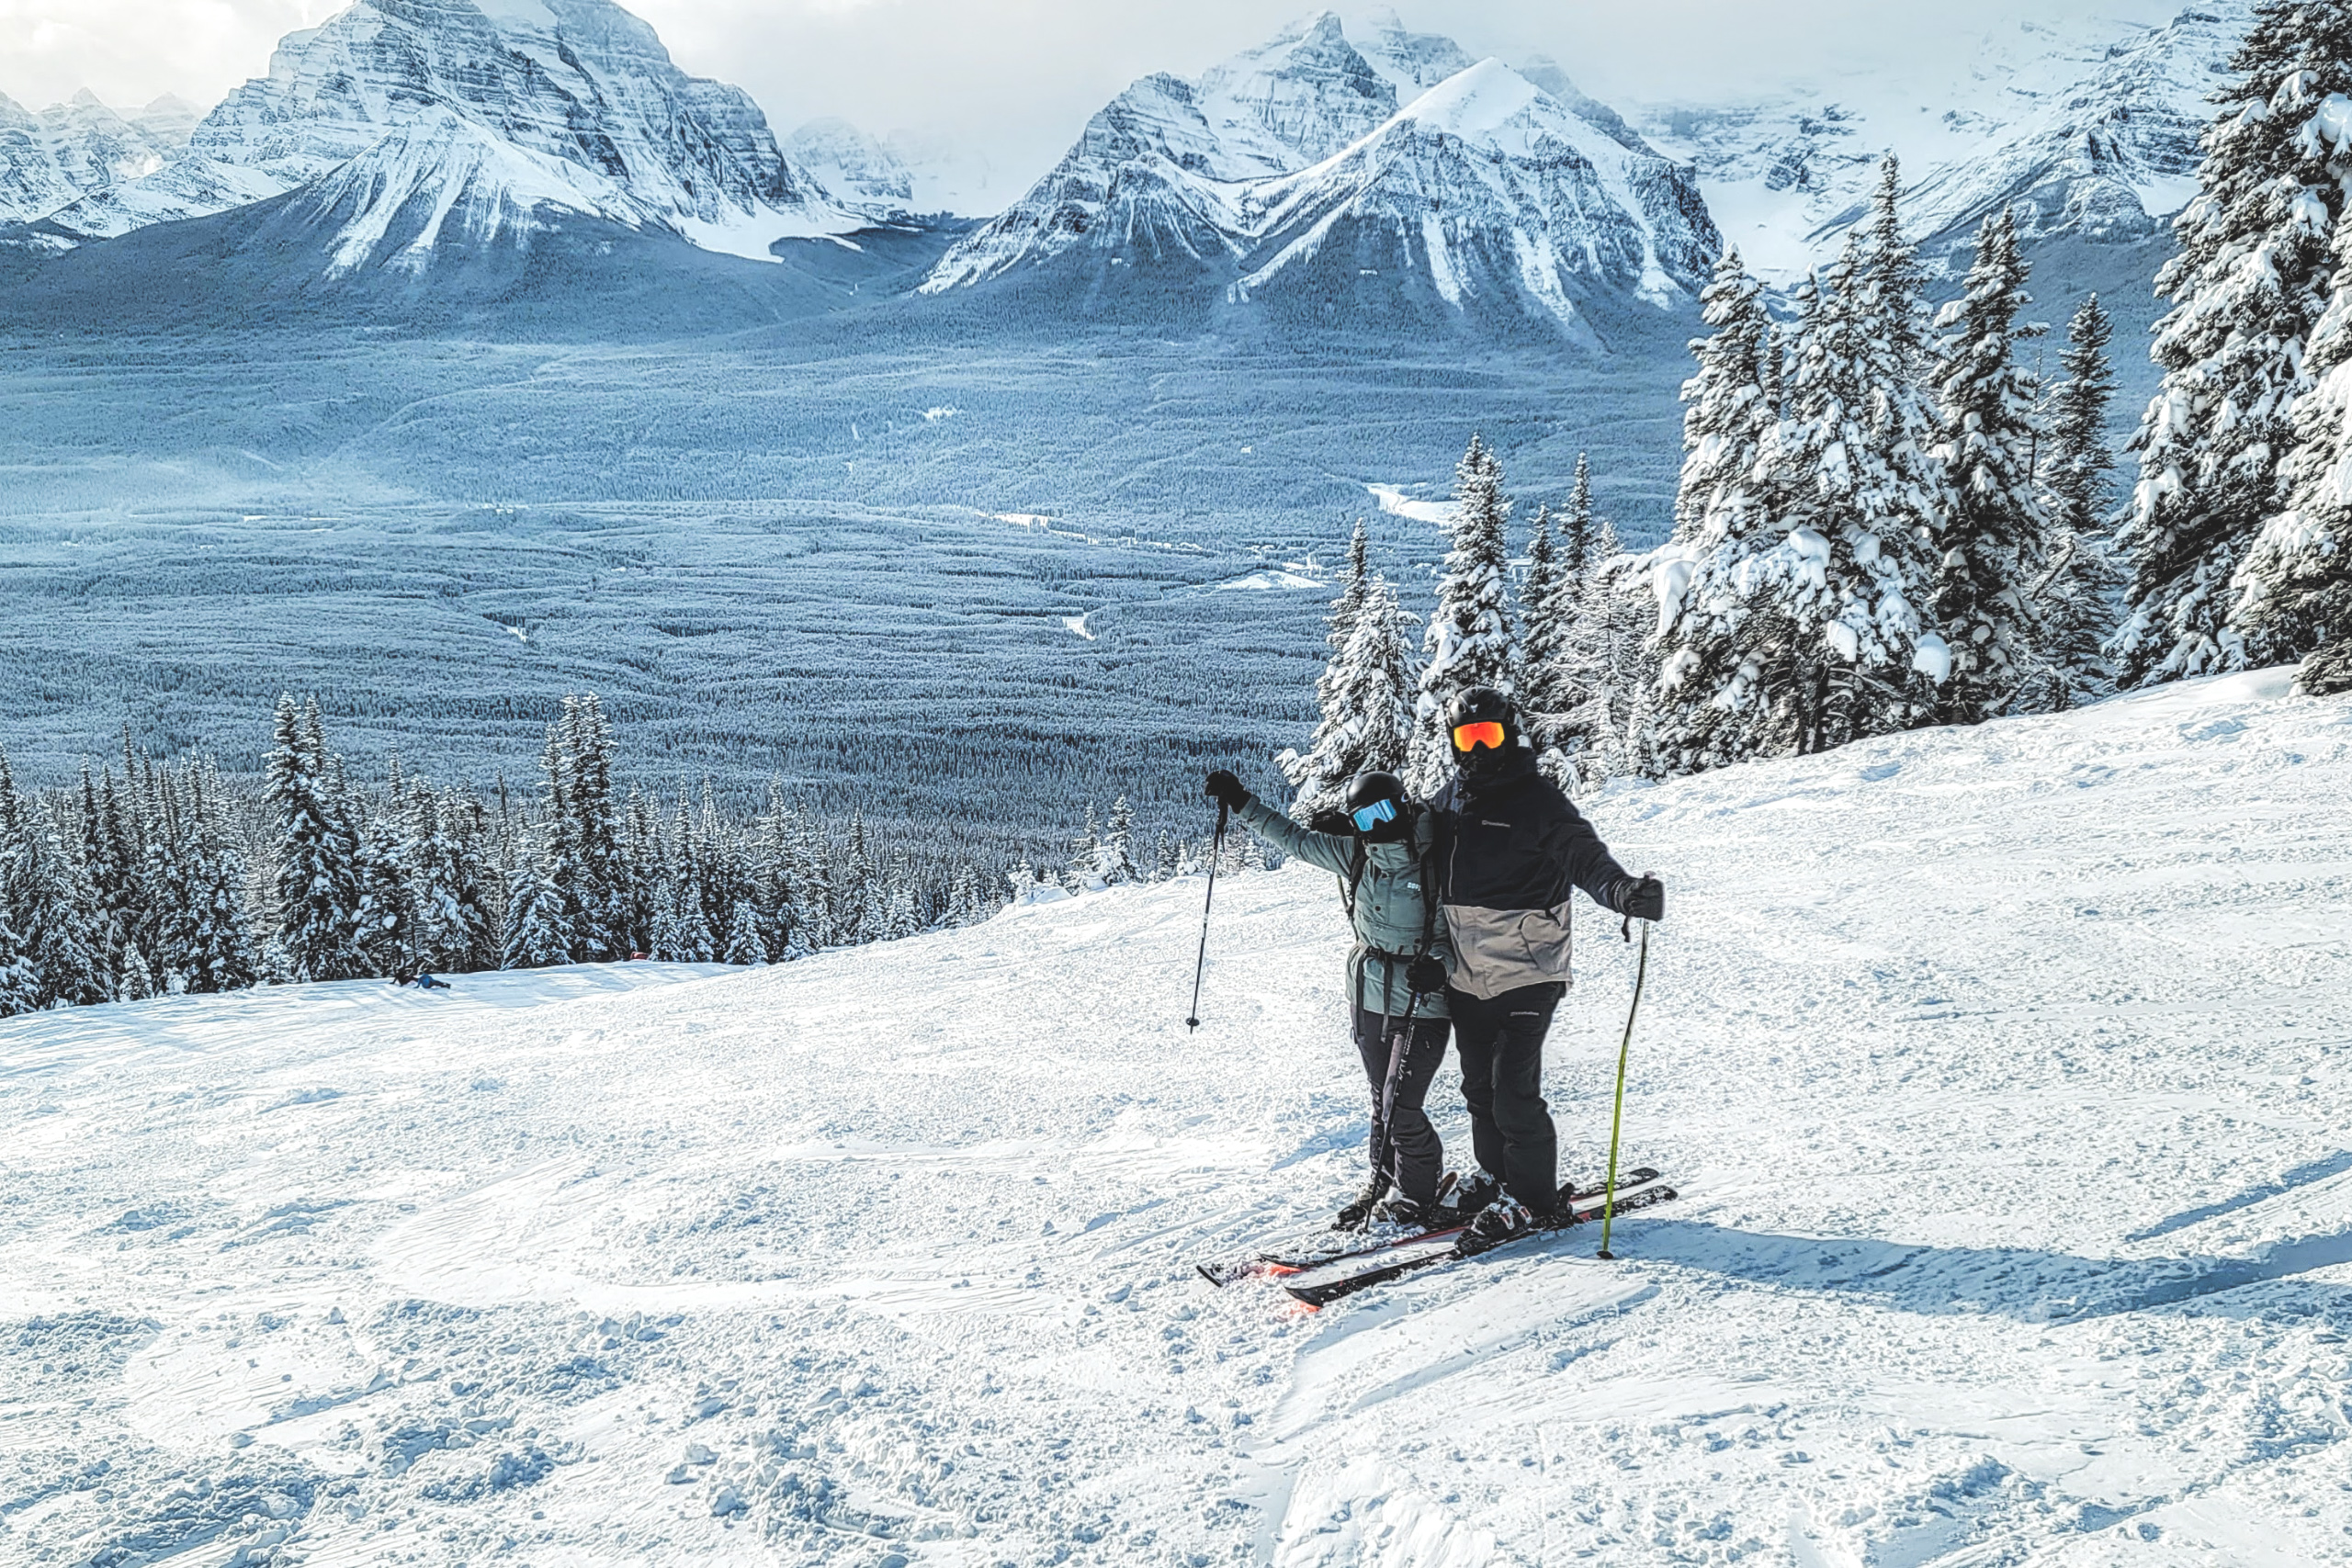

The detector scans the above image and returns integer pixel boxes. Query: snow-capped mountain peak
[1634,0,2252,278]
[922,14,1720,336]
[26,0,856,269]
[0,89,195,228]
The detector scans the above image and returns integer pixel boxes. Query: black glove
[1204,770,1251,812]
[1306,807,1353,836]
[1620,874,1665,923]
[1407,955,1450,996]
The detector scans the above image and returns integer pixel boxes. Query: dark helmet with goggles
[1344,771,1408,837]
[1445,686,1518,754]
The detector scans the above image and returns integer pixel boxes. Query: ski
[1280,1178,1679,1307]
[1193,1169,1659,1289]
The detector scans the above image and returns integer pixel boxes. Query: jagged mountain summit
[920,9,1720,343]
[20,0,855,274]
[0,91,196,228]
[1635,1,2250,278]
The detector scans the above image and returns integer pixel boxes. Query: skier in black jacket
[1430,686,1664,1241]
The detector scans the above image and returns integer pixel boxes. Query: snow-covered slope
[922,9,1719,337]
[0,90,195,228]
[1636,2,2247,277]
[6,671,2350,1563]
[28,0,854,270]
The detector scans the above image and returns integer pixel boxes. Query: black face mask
[1456,739,1514,782]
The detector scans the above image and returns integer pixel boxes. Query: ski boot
[1370,1191,1439,1229]
[1458,1193,1536,1254]
[1434,1168,1502,1224]
[1332,1177,1390,1231]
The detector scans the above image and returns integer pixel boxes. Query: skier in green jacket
[1204,767,1493,1230]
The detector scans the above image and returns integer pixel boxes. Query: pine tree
[790,815,833,951]
[1570,520,1665,785]
[720,898,768,964]
[1519,503,1567,746]
[1295,574,1419,795]
[171,760,256,994]
[1651,245,1808,769]
[2040,293,2123,706]
[841,810,881,941]
[2233,213,2352,665]
[1097,795,1138,886]
[0,749,105,1009]
[2116,2,2352,683]
[560,694,626,960]
[1007,858,1037,905]
[1666,200,1943,763]
[947,863,982,925]
[1068,806,1101,892]
[1283,518,1378,813]
[501,852,572,970]
[1928,209,2051,725]
[1410,434,1518,790]
[266,697,365,983]
[0,905,37,1017]
[1562,455,1595,582]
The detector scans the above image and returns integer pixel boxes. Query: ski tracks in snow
[4,671,2352,1563]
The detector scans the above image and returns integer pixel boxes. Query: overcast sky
[6,0,2185,183]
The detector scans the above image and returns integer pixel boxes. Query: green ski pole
[1597,918,1652,1261]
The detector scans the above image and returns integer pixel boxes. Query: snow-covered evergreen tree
[1409,434,1518,790]
[841,810,883,941]
[1068,806,1102,892]
[1097,795,1138,886]
[1928,209,2050,725]
[501,852,572,970]
[1283,518,1380,813]
[1656,194,1944,768]
[0,748,104,1009]
[1300,573,1419,796]
[1007,858,1037,905]
[267,696,367,983]
[1650,245,1803,768]
[1572,521,1665,784]
[1519,503,1568,745]
[720,898,768,964]
[2233,210,2352,666]
[790,815,833,952]
[560,694,626,960]
[2115,1,2352,683]
[170,760,256,994]
[0,906,36,1017]
[2040,293,2123,706]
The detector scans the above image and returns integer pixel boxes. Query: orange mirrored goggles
[1451,721,1507,752]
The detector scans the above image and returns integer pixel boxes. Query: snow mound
[5,672,2351,1562]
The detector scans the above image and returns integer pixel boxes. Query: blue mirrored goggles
[1350,797,1398,833]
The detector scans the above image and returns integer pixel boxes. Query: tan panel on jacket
[1441,901,1574,1000]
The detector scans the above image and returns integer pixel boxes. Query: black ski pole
[1185,802,1230,1032]
[1597,918,1652,1261]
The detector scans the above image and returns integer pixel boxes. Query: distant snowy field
[5,671,2351,1565]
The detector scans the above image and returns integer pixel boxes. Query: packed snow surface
[6,672,2352,1564]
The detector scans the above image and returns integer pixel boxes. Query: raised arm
[1204,770,1357,877]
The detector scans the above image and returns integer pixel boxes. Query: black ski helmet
[1344,770,1411,841]
[1445,686,1519,747]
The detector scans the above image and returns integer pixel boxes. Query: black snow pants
[1350,1005,1450,1207]
[1449,981,1567,1212]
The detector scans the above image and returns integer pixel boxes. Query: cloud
[2,0,2190,190]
